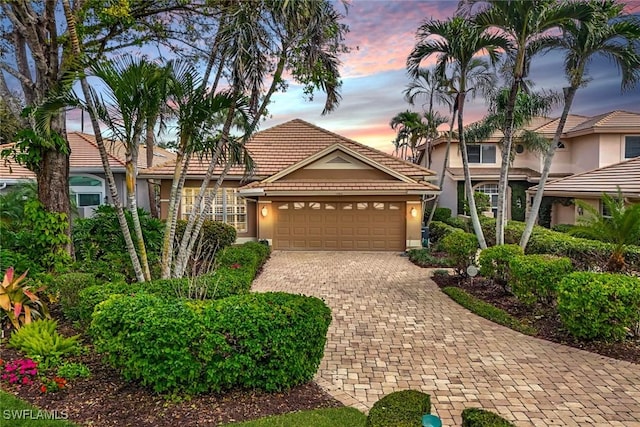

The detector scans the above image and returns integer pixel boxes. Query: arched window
[474,183,499,217]
[69,175,105,207]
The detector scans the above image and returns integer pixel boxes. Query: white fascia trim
[238,189,265,196]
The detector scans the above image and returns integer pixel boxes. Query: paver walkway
[252,251,640,426]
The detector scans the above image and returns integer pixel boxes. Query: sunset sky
[61,0,640,153]
[257,0,640,153]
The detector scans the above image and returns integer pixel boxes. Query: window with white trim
[181,188,247,232]
[69,175,105,207]
[474,183,499,216]
[624,136,640,158]
[468,144,496,163]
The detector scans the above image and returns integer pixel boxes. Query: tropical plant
[407,16,510,249]
[459,0,591,246]
[0,267,50,330]
[390,110,428,163]
[569,193,640,271]
[520,0,640,248]
[8,319,81,361]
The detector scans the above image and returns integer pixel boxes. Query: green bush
[9,319,81,361]
[478,245,524,288]
[175,219,237,252]
[509,255,573,305]
[72,205,164,281]
[443,216,471,232]
[0,249,42,275]
[56,362,91,379]
[51,273,99,320]
[551,224,575,234]
[428,221,458,244]
[366,390,431,427]
[440,231,478,276]
[557,272,640,341]
[461,408,515,427]
[90,292,331,394]
[76,282,130,324]
[442,287,537,335]
[407,249,451,268]
[432,207,451,222]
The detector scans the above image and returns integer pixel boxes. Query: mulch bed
[0,312,341,426]
[431,274,640,364]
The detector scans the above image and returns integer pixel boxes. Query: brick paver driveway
[252,251,640,426]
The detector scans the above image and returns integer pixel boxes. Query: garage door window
[182,188,247,232]
[325,203,336,210]
[357,202,368,209]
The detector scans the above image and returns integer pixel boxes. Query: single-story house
[528,155,640,226]
[141,119,439,251]
[0,132,175,216]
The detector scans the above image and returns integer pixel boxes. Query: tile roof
[446,167,545,180]
[564,110,640,135]
[141,119,436,179]
[532,114,590,135]
[240,179,438,194]
[531,156,640,197]
[1,133,175,182]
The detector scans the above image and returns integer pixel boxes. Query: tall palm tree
[88,57,170,281]
[520,0,640,248]
[60,0,145,282]
[407,16,509,249]
[459,0,591,245]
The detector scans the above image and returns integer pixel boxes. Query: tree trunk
[146,119,158,218]
[520,85,578,248]
[495,81,520,245]
[126,149,152,281]
[61,0,145,282]
[458,92,487,249]
[161,144,188,279]
[426,113,456,226]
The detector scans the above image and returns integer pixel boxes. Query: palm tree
[88,57,170,281]
[390,110,427,162]
[570,193,640,271]
[407,16,510,249]
[459,0,591,245]
[60,0,146,282]
[520,0,640,248]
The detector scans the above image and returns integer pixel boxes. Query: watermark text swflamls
[3,409,69,420]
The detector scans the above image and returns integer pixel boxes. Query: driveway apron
[252,251,640,426]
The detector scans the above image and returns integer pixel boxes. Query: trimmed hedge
[427,221,458,245]
[75,242,271,323]
[462,408,515,427]
[479,219,640,271]
[432,207,451,222]
[407,249,451,268]
[440,231,478,276]
[90,292,331,394]
[442,287,537,335]
[175,219,237,252]
[478,245,524,287]
[509,254,573,305]
[557,272,640,341]
[366,390,431,427]
[52,273,100,320]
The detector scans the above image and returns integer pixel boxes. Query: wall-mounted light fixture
[410,207,418,218]
[577,206,583,216]
[261,206,268,217]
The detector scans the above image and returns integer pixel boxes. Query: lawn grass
[223,407,366,427]
[442,287,537,336]
[0,390,77,426]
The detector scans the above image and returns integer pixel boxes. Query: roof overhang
[238,189,439,197]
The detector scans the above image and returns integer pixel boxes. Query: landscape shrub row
[439,231,478,275]
[478,244,524,288]
[461,408,515,426]
[89,291,331,393]
[509,254,573,306]
[366,390,431,427]
[73,242,270,323]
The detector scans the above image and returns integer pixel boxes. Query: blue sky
[64,0,640,153]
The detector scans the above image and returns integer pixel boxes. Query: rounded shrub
[175,219,237,252]
[432,207,451,222]
[439,231,478,276]
[427,221,458,245]
[478,244,524,287]
[461,408,515,427]
[366,390,431,427]
[89,292,331,394]
[509,254,573,305]
[557,272,640,341]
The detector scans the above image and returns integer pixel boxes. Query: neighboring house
[0,132,176,216]
[418,110,640,225]
[141,119,439,251]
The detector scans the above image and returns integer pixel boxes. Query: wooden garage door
[273,201,405,251]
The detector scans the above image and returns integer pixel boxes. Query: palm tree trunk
[60,0,145,282]
[496,82,520,245]
[458,92,487,249]
[520,85,578,248]
[146,118,158,218]
[426,113,456,226]
[126,149,152,281]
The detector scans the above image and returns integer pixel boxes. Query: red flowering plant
[0,358,38,386]
[40,376,67,393]
[230,263,242,269]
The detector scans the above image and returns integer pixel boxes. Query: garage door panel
[274,201,405,251]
